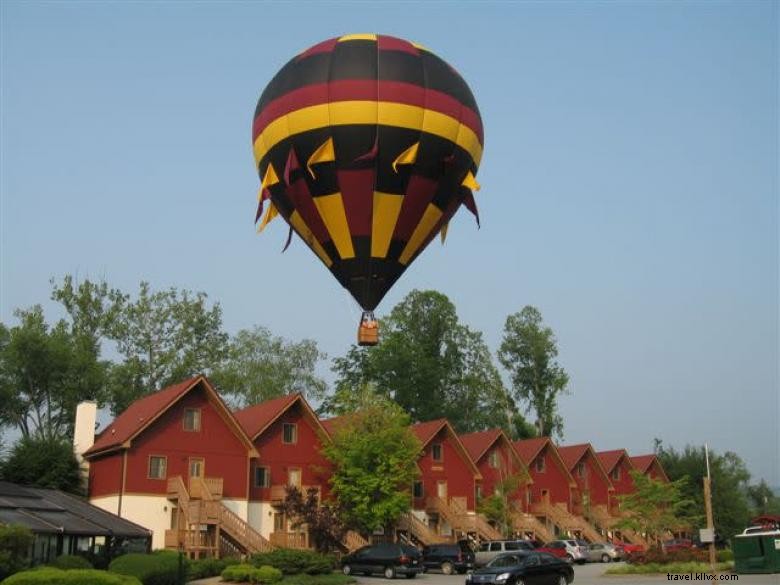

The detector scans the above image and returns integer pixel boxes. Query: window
[273,512,286,532]
[255,466,270,488]
[612,467,621,481]
[282,423,298,444]
[148,456,167,479]
[489,542,502,552]
[288,467,302,488]
[489,451,500,468]
[189,457,204,478]
[577,462,586,477]
[431,443,443,461]
[535,456,545,472]
[505,541,520,550]
[475,485,482,500]
[183,408,201,432]
[413,481,424,498]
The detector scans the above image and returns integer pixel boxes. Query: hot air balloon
[252,34,483,345]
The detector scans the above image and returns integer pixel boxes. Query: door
[540,489,549,504]
[188,457,204,482]
[288,468,302,489]
[437,481,448,499]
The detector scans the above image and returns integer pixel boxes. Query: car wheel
[384,566,396,579]
[565,554,574,563]
[601,554,610,563]
[441,562,454,575]
[342,565,352,576]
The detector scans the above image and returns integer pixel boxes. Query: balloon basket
[357,312,379,346]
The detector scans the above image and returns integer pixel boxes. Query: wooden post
[703,445,717,585]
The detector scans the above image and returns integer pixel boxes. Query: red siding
[123,386,250,498]
[475,442,527,509]
[248,402,332,501]
[608,456,636,505]
[415,428,477,510]
[89,452,124,498]
[570,453,611,507]
[646,461,668,482]
[527,445,571,509]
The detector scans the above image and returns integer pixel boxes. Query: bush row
[250,549,336,575]
[49,554,93,570]
[187,556,239,580]
[1,567,142,585]
[221,564,283,583]
[108,551,185,585]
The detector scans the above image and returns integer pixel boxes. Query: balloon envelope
[252,34,483,311]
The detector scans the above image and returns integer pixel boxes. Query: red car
[613,540,644,554]
[663,538,693,552]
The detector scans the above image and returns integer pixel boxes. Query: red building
[630,454,670,483]
[80,376,259,551]
[460,429,530,506]
[234,393,333,547]
[596,449,637,507]
[513,438,575,510]
[557,443,614,511]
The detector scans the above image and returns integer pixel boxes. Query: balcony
[189,476,223,500]
[269,531,309,549]
[270,485,321,504]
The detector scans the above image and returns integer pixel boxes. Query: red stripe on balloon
[377,35,419,55]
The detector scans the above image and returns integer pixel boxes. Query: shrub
[50,554,93,570]
[250,549,335,575]
[0,525,35,579]
[187,556,239,580]
[627,547,709,565]
[280,574,356,585]
[717,549,734,562]
[108,552,186,585]
[2,567,142,585]
[221,563,282,583]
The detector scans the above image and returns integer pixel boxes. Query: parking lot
[349,562,772,585]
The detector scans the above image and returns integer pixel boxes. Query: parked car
[586,542,623,563]
[612,540,644,554]
[475,540,535,566]
[466,551,574,585]
[535,540,587,564]
[341,543,424,579]
[663,538,693,553]
[422,541,476,574]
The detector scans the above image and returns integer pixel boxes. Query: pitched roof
[557,444,590,471]
[320,414,349,437]
[84,375,257,458]
[0,481,150,538]
[596,449,633,474]
[512,437,549,465]
[630,454,669,481]
[411,419,449,446]
[233,393,300,439]
[85,376,200,456]
[459,429,502,462]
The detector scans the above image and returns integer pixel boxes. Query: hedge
[1,567,142,585]
[280,574,356,585]
[221,564,283,584]
[606,561,734,575]
[108,551,185,585]
[187,556,239,580]
[250,549,336,575]
[49,554,93,570]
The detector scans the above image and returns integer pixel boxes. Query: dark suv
[341,542,423,579]
[421,541,475,574]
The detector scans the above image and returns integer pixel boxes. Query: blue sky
[1,1,777,485]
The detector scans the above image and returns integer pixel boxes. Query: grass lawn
[605,561,734,575]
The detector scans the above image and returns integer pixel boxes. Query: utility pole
[703,444,717,585]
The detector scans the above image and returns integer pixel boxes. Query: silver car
[586,542,623,562]
[474,540,535,567]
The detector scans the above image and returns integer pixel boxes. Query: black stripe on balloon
[255,53,331,117]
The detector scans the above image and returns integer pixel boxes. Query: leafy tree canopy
[0,436,82,494]
[322,395,421,536]
[498,306,569,438]
[328,290,521,434]
[212,326,327,408]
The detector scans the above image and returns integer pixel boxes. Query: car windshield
[488,554,524,568]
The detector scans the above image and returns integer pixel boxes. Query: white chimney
[73,401,97,477]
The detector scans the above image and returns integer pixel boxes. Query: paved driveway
[349,562,772,585]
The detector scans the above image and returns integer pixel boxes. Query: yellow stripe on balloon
[371,192,404,258]
[289,211,333,267]
[253,101,483,167]
[313,193,355,259]
[257,202,278,233]
[339,33,377,42]
[398,204,443,265]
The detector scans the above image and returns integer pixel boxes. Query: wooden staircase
[589,505,649,548]
[531,501,601,542]
[510,503,554,542]
[397,511,441,546]
[342,530,369,552]
[448,497,503,541]
[166,476,273,558]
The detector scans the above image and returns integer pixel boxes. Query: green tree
[0,525,35,580]
[616,470,698,548]
[211,326,327,408]
[322,398,421,536]
[656,443,752,541]
[107,282,229,413]
[498,306,570,438]
[0,436,82,494]
[477,472,526,536]
[746,480,780,516]
[0,307,108,439]
[329,290,517,434]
